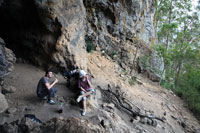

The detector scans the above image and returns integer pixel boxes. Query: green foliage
[155,0,200,117]
[122,69,128,75]
[98,20,102,27]
[109,50,117,59]
[129,76,137,86]
[86,40,95,53]
[160,80,174,90]
[105,49,117,59]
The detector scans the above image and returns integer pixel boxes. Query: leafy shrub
[98,20,102,27]
[139,55,150,70]
[122,69,128,75]
[86,40,95,53]
[109,50,117,59]
[105,49,117,59]
[129,76,137,86]
[173,68,200,118]
[160,80,175,90]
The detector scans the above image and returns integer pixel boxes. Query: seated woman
[76,70,94,116]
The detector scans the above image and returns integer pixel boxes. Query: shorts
[80,89,95,101]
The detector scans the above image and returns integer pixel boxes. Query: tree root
[100,88,165,124]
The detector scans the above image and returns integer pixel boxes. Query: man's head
[79,70,87,79]
[45,70,53,78]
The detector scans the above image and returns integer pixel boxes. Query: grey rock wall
[84,0,162,79]
[0,0,162,80]
[0,0,87,70]
[34,0,87,69]
[84,0,155,46]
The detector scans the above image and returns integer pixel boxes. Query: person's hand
[86,75,89,80]
[81,87,87,93]
[54,78,58,83]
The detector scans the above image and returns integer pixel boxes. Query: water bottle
[58,102,63,113]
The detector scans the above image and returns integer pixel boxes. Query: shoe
[42,96,48,100]
[76,96,82,103]
[48,100,55,104]
[81,111,86,116]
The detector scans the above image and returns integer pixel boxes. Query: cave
[0,0,61,67]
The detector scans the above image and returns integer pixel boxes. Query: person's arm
[80,87,87,92]
[78,79,87,92]
[86,75,92,88]
[45,78,58,90]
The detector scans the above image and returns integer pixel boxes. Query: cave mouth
[0,0,60,67]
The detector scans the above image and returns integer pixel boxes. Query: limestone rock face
[0,0,161,78]
[34,0,87,69]
[84,0,155,46]
[0,0,87,70]
[84,0,162,79]
[85,0,155,43]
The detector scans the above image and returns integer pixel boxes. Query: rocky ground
[0,51,199,133]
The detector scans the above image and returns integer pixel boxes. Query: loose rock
[7,107,17,114]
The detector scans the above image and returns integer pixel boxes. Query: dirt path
[1,63,86,123]
[87,51,200,132]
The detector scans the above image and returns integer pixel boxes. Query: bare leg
[79,91,92,99]
[83,100,86,111]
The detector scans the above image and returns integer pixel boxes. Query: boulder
[0,38,9,80]
[137,55,161,82]
[0,123,18,133]
[0,37,16,80]
[0,115,41,133]
[0,117,105,133]
[19,117,41,132]
[0,116,6,125]
[7,107,17,114]
[0,92,8,113]
[2,85,16,94]
[35,117,105,133]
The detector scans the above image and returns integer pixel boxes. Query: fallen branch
[101,89,164,123]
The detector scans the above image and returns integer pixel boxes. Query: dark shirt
[36,77,49,97]
[78,76,92,91]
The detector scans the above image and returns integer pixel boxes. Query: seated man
[76,70,95,116]
[36,70,58,104]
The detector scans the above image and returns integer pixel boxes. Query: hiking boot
[76,96,82,103]
[81,110,86,116]
[48,100,55,104]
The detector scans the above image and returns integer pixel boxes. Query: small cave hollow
[0,0,61,66]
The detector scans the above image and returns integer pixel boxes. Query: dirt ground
[1,63,89,123]
[87,51,200,132]
[0,51,200,132]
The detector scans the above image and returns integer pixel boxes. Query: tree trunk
[166,0,173,51]
[175,61,182,87]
